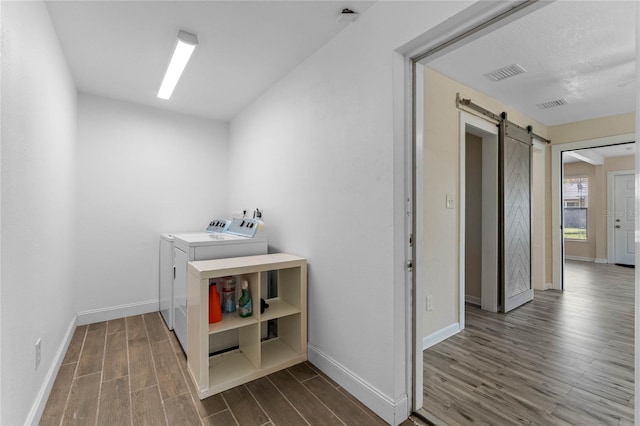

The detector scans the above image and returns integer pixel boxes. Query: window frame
[563,175,589,241]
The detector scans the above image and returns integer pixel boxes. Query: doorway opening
[460,114,499,315]
[404,1,556,413]
[554,139,636,290]
[458,111,546,318]
[401,0,637,420]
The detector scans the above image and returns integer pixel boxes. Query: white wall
[228,2,472,424]
[1,2,78,424]
[75,94,228,320]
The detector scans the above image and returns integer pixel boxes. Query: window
[563,176,588,240]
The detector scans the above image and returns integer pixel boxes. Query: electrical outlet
[35,339,41,370]
[427,295,433,312]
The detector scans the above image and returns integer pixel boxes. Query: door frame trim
[608,169,635,264]
[410,61,425,412]
[459,111,500,315]
[551,133,635,289]
[532,139,547,290]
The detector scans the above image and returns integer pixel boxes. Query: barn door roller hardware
[457,97,551,144]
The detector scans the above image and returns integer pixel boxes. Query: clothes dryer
[159,219,231,330]
[161,218,267,354]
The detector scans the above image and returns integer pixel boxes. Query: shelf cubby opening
[208,349,258,389]
[277,268,301,310]
[261,338,299,370]
[260,314,302,367]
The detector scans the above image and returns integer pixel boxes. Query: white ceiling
[428,1,637,127]
[45,1,374,121]
[46,1,637,125]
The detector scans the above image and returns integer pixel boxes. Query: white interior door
[614,173,635,265]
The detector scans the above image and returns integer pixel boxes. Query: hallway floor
[420,260,634,425]
[40,311,393,426]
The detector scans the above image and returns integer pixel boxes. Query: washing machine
[160,218,267,354]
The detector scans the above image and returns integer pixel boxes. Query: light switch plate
[446,193,454,209]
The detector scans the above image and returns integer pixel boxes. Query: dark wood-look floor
[420,260,635,425]
[40,312,399,426]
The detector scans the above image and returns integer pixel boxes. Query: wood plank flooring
[420,260,635,425]
[40,312,396,426]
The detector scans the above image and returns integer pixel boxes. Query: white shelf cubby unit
[187,253,307,399]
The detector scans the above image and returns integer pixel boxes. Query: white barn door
[499,119,533,313]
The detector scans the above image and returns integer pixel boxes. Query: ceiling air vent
[537,98,569,109]
[483,64,527,82]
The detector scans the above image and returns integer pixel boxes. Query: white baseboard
[465,295,481,306]
[594,258,608,264]
[565,255,595,262]
[307,344,408,426]
[25,315,77,426]
[422,322,460,350]
[77,299,158,325]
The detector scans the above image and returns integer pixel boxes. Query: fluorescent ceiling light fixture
[157,30,198,100]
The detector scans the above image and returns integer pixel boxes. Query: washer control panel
[226,218,264,238]
[206,219,231,233]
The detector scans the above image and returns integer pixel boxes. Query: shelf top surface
[188,253,306,277]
